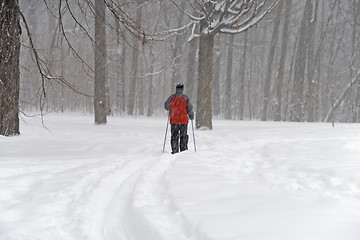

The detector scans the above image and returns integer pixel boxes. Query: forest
[1,0,360,136]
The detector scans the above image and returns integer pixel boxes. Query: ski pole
[191,119,196,152]
[162,113,170,153]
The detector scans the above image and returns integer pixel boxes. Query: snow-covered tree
[181,0,279,129]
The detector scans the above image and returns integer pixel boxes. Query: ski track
[1,116,360,240]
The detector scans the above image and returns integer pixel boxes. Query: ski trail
[72,158,143,240]
[92,158,149,240]
[128,153,194,240]
[0,156,155,240]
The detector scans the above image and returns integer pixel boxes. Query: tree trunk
[127,4,142,115]
[305,0,319,122]
[94,0,107,124]
[147,47,155,117]
[0,0,21,136]
[352,0,360,122]
[45,0,57,112]
[196,22,214,130]
[224,34,234,120]
[248,31,253,120]
[170,1,186,88]
[186,35,198,104]
[138,64,144,115]
[291,0,312,122]
[239,30,248,120]
[324,4,342,122]
[261,1,282,121]
[213,36,221,117]
[275,0,292,121]
[115,14,126,114]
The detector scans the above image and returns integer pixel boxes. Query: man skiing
[164,83,194,154]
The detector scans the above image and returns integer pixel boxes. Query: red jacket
[164,89,194,124]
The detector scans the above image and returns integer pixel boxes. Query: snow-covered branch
[181,0,278,38]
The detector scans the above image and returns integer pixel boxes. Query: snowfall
[1,113,360,240]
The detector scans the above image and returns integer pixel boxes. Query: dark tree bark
[196,20,214,129]
[238,30,248,120]
[127,3,142,115]
[275,0,292,121]
[186,35,198,104]
[170,1,186,88]
[352,0,360,122]
[94,0,107,124]
[115,15,126,114]
[305,0,319,122]
[212,36,221,117]
[224,34,234,120]
[146,47,155,117]
[261,1,282,121]
[291,0,312,122]
[0,0,21,136]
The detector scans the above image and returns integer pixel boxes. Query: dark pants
[170,124,188,154]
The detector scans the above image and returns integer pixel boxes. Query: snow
[1,113,360,240]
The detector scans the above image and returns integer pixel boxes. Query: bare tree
[305,0,319,122]
[291,0,312,122]
[212,36,221,117]
[170,1,187,88]
[185,26,198,105]
[0,0,21,136]
[350,0,360,121]
[94,0,108,124]
[261,0,282,121]
[238,30,248,120]
[183,0,278,129]
[127,2,142,115]
[224,34,235,120]
[112,2,126,115]
[274,0,292,121]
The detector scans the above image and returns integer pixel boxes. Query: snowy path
[1,114,360,240]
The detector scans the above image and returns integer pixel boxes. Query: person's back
[165,89,193,124]
[164,84,194,153]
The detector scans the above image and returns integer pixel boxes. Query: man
[164,83,194,154]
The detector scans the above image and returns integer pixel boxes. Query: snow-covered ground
[1,113,360,240]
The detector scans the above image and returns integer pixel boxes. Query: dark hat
[176,83,184,89]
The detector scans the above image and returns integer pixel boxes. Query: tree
[127,2,142,115]
[114,9,126,114]
[212,36,221,117]
[305,0,319,122]
[0,0,21,136]
[238,30,248,120]
[94,0,108,124]
[196,24,214,129]
[350,0,360,122]
[261,0,282,121]
[275,0,292,121]
[170,1,187,88]
[185,24,198,104]
[184,0,279,129]
[224,34,235,120]
[291,0,312,122]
